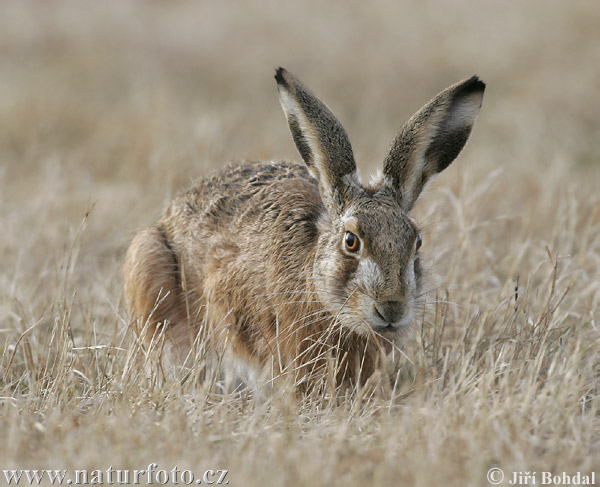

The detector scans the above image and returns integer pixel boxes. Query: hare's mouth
[378,324,399,333]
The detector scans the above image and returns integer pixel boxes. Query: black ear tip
[275,67,288,87]
[461,75,486,95]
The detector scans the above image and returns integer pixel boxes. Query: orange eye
[344,231,360,253]
[415,234,422,252]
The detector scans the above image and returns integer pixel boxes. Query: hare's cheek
[334,254,360,294]
[413,255,423,287]
[314,250,358,303]
[354,256,384,297]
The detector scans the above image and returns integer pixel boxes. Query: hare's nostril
[374,305,386,322]
[374,300,405,324]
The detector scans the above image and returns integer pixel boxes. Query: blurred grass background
[0,1,598,485]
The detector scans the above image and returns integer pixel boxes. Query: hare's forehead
[342,207,418,252]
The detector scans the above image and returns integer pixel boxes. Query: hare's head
[275,68,484,337]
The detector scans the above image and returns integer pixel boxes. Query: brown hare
[124,68,485,389]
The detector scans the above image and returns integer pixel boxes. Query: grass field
[1,1,598,486]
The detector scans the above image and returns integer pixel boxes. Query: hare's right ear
[275,67,359,214]
[380,76,485,212]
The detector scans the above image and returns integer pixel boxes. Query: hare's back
[167,161,320,231]
[158,160,323,305]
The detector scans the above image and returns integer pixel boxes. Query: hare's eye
[415,234,422,252]
[344,231,360,253]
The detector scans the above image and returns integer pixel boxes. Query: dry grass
[1,1,599,485]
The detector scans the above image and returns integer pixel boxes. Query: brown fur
[124,68,485,390]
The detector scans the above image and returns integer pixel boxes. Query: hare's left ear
[380,76,485,212]
[275,67,359,215]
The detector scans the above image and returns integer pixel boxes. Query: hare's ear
[275,67,359,213]
[380,76,485,212]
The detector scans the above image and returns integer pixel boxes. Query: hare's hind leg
[123,227,192,373]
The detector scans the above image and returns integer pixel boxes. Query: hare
[124,68,485,389]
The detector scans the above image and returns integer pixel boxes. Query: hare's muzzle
[373,300,407,327]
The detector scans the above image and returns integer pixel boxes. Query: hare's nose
[374,300,406,324]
